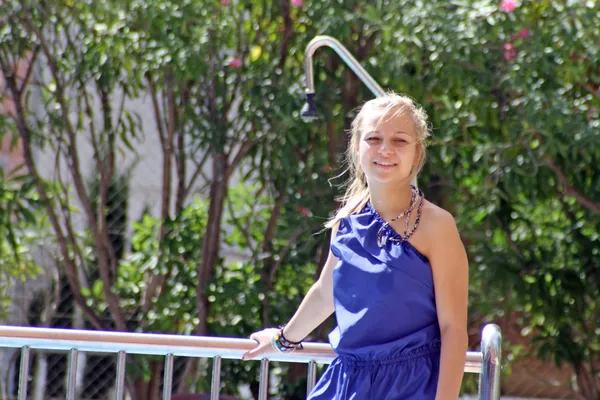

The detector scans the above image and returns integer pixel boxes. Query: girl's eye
[366,137,380,141]
[394,139,408,144]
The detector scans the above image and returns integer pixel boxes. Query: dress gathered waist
[337,339,441,366]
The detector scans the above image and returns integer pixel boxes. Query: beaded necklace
[376,185,424,247]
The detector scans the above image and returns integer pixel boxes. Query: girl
[242,92,469,399]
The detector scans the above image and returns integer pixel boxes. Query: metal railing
[0,323,502,400]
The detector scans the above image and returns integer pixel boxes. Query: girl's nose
[378,140,393,155]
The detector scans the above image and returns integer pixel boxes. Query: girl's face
[357,108,419,186]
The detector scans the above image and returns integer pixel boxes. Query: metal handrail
[0,323,502,400]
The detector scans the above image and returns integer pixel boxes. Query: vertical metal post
[478,324,502,400]
[306,360,317,395]
[17,346,31,400]
[66,349,79,400]
[258,358,269,400]
[163,353,174,400]
[115,351,127,400]
[210,356,222,400]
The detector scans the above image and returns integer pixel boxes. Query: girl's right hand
[241,328,280,360]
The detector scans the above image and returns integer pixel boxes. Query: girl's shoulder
[414,200,461,257]
[421,200,456,227]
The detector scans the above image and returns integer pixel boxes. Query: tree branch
[225,195,257,258]
[226,118,250,154]
[20,14,127,330]
[82,85,104,175]
[278,0,293,70]
[557,194,600,288]
[495,216,527,263]
[175,83,191,213]
[227,137,256,179]
[19,15,96,228]
[142,69,177,315]
[17,45,40,95]
[98,85,120,281]
[184,150,211,199]
[0,58,105,330]
[269,226,305,284]
[161,69,176,227]
[195,155,229,336]
[40,259,61,326]
[586,83,600,101]
[53,144,92,297]
[259,192,284,325]
[146,72,166,150]
[543,156,600,214]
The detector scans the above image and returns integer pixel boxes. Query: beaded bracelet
[271,326,303,353]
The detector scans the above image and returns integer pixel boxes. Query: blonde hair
[325,91,431,229]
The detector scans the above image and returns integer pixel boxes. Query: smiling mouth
[374,161,397,167]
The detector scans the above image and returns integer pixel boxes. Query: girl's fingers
[243,337,275,360]
[242,345,264,361]
[243,329,276,361]
[242,337,259,361]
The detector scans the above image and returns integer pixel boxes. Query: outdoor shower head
[300,92,319,122]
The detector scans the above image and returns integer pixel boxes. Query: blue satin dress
[307,203,441,400]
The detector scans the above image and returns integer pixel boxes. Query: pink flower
[518,28,529,38]
[228,57,242,68]
[296,206,312,217]
[503,43,517,61]
[291,0,303,7]
[220,0,229,6]
[499,0,517,12]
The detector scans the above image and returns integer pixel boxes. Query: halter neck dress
[307,203,441,400]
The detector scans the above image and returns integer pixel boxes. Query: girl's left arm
[429,210,469,400]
